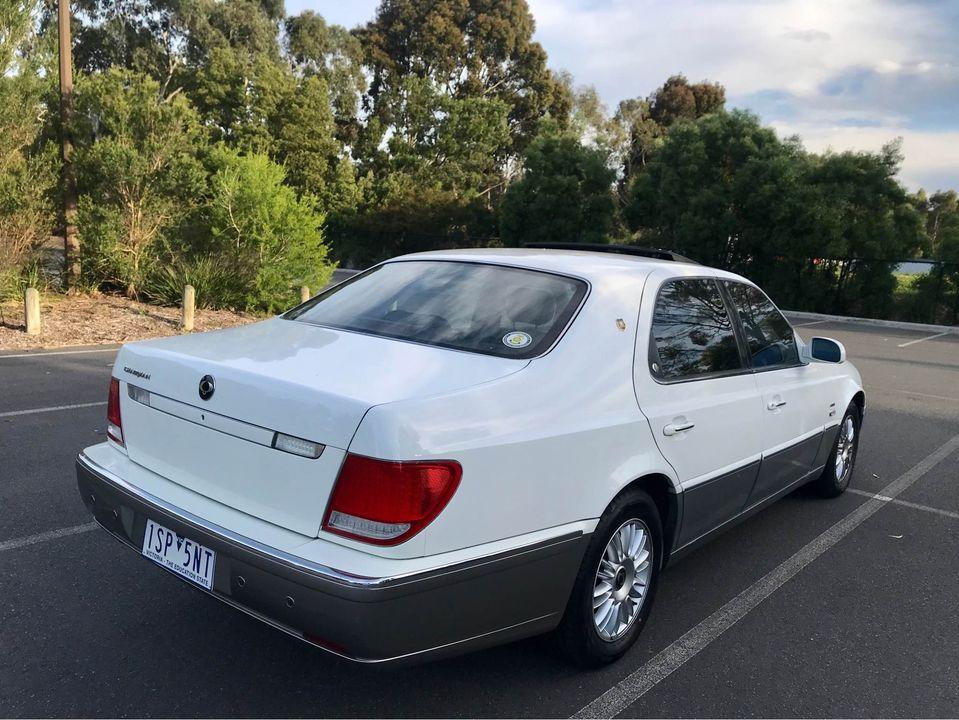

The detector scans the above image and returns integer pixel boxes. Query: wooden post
[24,288,41,335]
[300,286,310,303]
[182,285,195,332]
[57,0,80,291]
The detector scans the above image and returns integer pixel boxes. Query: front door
[635,276,764,548]
[722,281,827,503]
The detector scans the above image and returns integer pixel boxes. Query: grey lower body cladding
[76,454,588,665]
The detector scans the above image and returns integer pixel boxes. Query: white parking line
[792,320,829,328]
[572,433,959,719]
[0,401,107,418]
[874,387,959,404]
[897,331,949,348]
[0,522,98,553]
[848,488,959,521]
[0,347,117,360]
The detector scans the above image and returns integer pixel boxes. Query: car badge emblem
[198,375,215,401]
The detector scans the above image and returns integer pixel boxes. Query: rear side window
[650,279,743,381]
[723,282,799,369]
[285,261,587,359]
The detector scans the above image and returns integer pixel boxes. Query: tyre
[812,402,861,498]
[554,488,662,667]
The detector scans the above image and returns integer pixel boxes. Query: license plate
[141,518,216,590]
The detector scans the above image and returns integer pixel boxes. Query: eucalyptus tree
[285,11,365,144]
[501,130,615,246]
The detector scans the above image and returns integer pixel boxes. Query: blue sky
[289,0,959,192]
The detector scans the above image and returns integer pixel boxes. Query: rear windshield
[285,261,588,359]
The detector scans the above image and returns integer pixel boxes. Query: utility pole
[57,0,80,292]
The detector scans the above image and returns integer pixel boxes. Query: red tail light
[323,454,461,545]
[107,377,124,445]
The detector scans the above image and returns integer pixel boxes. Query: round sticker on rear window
[502,331,532,349]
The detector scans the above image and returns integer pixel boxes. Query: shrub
[201,148,335,312]
[74,69,206,297]
[0,72,58,300]
[141,254,242,309]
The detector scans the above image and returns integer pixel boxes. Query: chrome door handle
[663,422,695,436]
[767,399,787,410]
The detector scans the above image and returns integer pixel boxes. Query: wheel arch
[611,473,682,565]
[851,389,865,417]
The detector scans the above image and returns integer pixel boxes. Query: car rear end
[77,258,593,663]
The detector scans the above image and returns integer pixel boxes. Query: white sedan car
[76,246,864,667]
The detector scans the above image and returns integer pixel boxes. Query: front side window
[650,279,743,381]
[285,261,587,359]
[724,281,799,369]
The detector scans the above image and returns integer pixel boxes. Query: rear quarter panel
[347,267,680,556]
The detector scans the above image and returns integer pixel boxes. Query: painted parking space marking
[0,522,98,553]
[792,320,830,327]
[848,488,959,521]
[873,387,959,404]
[0,401,107,418]
[0,347,117,360]
[897,331,950,348]
[572,433,959,720]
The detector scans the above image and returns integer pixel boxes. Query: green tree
[377,76,510,192]
[273,75,343,204]
[189,48,293,152]
[627,111,924,317]
[804,141,923,261]
[916,189,959,257]
[500,132,615,246]
[903,189,959,323]
[0,0,59,297]
[806,143,924,315]
[179,4,359,221]
[559,75,727,214]
[648,74,725,126]
[1,0,35,72]
[332,174,496,267]
[182,0,283,64]
[70,0,181,86]
[627,110,789,267]
[617,75,726,183]
[357,0,569,158]
[203,148,334,311]
[171,0,294,154]
[285,10,365,144]
[567,81,628,173]
[331,73,511,263]
[73,69,207,296]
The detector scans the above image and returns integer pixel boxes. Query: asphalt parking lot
[2,317,958,718]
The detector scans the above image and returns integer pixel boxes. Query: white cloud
[527,0,958,189]
[875,59,903,74]
[527,0,943,99]
[780,28,831,43]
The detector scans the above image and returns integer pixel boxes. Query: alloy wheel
[835,415,856,484]
[592,519,653,641]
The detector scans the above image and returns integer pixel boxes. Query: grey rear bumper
[76,453,588,665]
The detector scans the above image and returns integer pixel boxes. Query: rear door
[722,281,828,503]
[635,275,763,548]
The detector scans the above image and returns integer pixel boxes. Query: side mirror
[803,336,846,364]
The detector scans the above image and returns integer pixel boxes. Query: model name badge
[123,366,151,381]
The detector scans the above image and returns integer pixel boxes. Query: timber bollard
[24,288,41,335]
[182,285,195,331]
[300,286,310,303]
